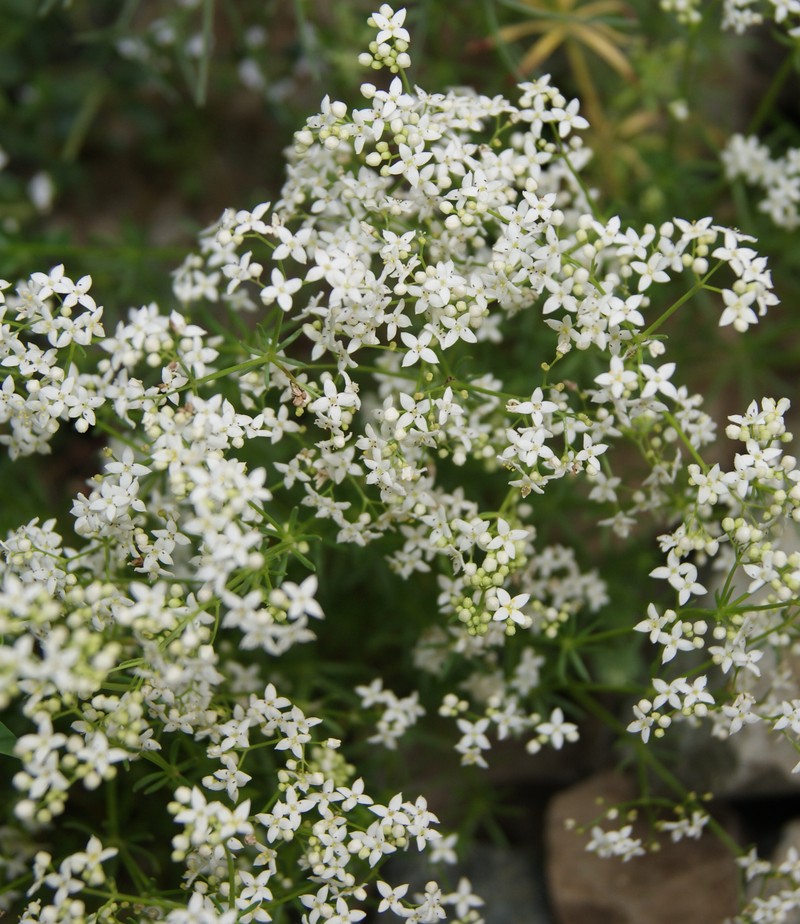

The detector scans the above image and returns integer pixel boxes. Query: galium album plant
[2,4,800,923]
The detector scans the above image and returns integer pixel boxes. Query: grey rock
[545,771,739,924]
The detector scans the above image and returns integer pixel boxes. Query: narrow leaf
[0,721,17,758]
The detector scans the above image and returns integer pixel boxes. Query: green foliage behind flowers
[2,3,800,924]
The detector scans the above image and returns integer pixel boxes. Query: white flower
[442,878,484,919]
[650,551,706,605]
[429,832,458,865]
[552,97,589,137]
[386,143,433,188]
[575,434,608,474]
[719,287,759,331]
[586,824,644,861]
[400,330,438,366]
[640,362,678,400]
[455,717,491,752]
[260,268,302,311]
[223,251,262,293]
[371,5,410,44]
[594,355,637,398]
[236,870,273,922]
[270,575,324,620]
[627,701,654,743]
[167,890,238,924]
[659,622,696,663]
[535,708,578,749]
[491,587,531,626]
[377,880,409,914]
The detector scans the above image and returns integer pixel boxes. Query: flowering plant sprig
[658,0,800,236]
[1,6,799,924]
[661,0,800,33]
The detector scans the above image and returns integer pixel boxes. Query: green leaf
[0,721,17,758]
[291,545,316,571]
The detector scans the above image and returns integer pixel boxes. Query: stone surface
[717,718,800,798]
[772,817,800,863]
[459,843,552,924]
[545,771,740,924]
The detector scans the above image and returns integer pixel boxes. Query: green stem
[185,352,279,392]
[82,887,178,909]
[196,0,216,106]
[556,136,604,222]
[0,873,31,897]
[641,263,720,340]
[747,49,796,137]
[63,85,107,163]
[482,0,523,78]
[663,411,707,471]
[106,775,119,842]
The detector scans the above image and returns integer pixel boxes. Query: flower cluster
[1,266,105,456]
[735,846,800,923]
[722,134,800,231]
[1,6,798,923]
[628,397,800,761]
[661,0,800,32]
[658,2,800,239]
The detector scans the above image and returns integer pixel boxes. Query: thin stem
[641,263,720,340]
[663,411,708,471]
[483,0,524,77]
[196,0,216,106]
[747,49,796,137]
